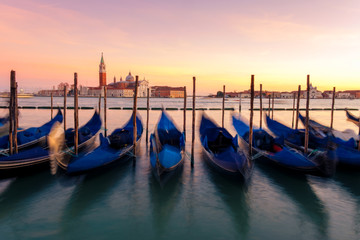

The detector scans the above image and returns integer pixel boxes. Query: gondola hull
[150,110,185,183]
[233,115,336,176]
[64,113,142,174]
[199,113,252,181]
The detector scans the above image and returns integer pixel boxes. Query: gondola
[199,113,252,180]
[298,113,360,167]
[63,113,142,174]
[232,114,335,176]
[49,111,102,173]
[150,110,185,182]
[345,109,360,126]
[0,109,63,154]
[0,110,63,176]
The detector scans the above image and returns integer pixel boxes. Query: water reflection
[0,171,55,220]
[257,164,328,239]
[61,157,134,220]
[149,164,184,235]
[202,153,250,238]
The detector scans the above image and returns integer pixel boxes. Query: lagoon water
[0,97,360,240]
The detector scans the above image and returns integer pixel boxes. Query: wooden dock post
[9,71,18,154]
[304,75,310,154]
[249,75,255,156]
[191,77,196,168]
[14,82,18,154]
[222,85,225,128]
[51,92,53,119]
[98,94,101,116]
[74,73,79,155]
[104,86,107,137]
[133,76,139,156]
[183,86,187,138]
[260,84,263,128]
[268,94,271,116]
[239,93,242,113]
[330,87,335,129]
[271,92,275,119]
[295,85,301,130]
[291,92,296,128]
[64,86,67,131]
[146,88,150,144]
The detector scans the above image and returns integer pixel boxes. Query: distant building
[99,53,106,87]
[280,92,293,99]
[151,86,185,98]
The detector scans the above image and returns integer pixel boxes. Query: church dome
[126,72,134,82]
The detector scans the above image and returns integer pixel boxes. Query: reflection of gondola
[202,152,250,238]
[257,164,328,239]
[60,157,134,229]
[149,165,183,235]
[0,171,55,220]
[335,170,360,199]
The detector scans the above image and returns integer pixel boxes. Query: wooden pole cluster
[249,75,255,156]
[64,86,67,130]
[146,88,150,144]
[74,73,79,155]
[295,85,301,130]
[268,95,271,116]
[222,85,225,128]
[239,93,242,113]
[8,70,18,154]
[191,77,196,168]
[304,75,310,154]
[291,92,296,128]
[271,92,275,119]
[104,86,107,137]
[330,87,336,129]
[133,76,139,156]
[259,84,263,128]
[183,86,187,137]
[51,92,53,119]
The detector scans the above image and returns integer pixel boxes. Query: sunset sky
[0,0,359,94]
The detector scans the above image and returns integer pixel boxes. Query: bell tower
[99,52,106,87]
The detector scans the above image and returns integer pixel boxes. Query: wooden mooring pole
[295,85,301,130]
[268,94,271,116]
[146,88,150,144]
[133,76,139,156]
[98,94,101,116]
[291,92,296,128]
[51,92,53,119]
[222,85,225,128]
[260,84,263,129]
[104,86,107,137]
[239,93,242,113]
[64,86,67,131]
[191,77,196,168]
[183,86,187,138]
[304,75,310,154]
[330,87,336,129]
[249,75,255,156]
[271,92,275,120]
[74,73,79,155]
[14,82,18,154]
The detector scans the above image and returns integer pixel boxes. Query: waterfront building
[151,86,185,98]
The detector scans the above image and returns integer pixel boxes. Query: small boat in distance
[150,110,185,183]
[199,112,252,181]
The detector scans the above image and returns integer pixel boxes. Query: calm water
[0,97,360,240]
